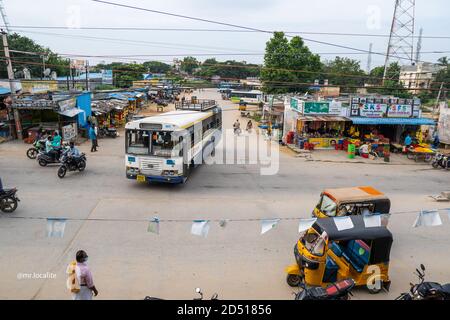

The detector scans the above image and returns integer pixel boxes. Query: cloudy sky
[2,0,449,69]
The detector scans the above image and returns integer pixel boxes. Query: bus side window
[179,136,184,157]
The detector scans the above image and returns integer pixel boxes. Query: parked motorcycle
[98,126,118,139]
[155,98,168,107]
[26,139,46,159]
[37,146,68,167]
[431,153,450,170]
[396,264,450,300]
[57,151,87,179]
[144,288,219,300]
[294,279,355,300]
[0,181,20,213]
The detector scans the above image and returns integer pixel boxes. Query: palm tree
[437,57,448,66]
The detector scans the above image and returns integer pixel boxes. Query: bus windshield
[126,130,177,157]
[151,131,175,157]
[126,130,150,155]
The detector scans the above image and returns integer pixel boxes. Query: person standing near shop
[404,133,412,148]
[89,124,97,152]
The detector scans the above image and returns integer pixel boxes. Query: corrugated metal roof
[350,117,435,125]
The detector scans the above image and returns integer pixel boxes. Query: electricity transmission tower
[0,0,10,32]
[383,0,416,81]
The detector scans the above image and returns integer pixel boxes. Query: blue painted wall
[76,92,91,128]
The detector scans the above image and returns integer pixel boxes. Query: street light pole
[1,29,22,140]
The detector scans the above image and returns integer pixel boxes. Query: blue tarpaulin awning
[350,117,435,126]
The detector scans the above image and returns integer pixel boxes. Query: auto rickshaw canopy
[311,215,393,264]
[322,186,389,206]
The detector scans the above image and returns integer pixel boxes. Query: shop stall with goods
[11,95,83,143]
[285,98,350,150]
[284,95,436,162]
[348,96,436,161]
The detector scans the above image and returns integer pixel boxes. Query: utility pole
[434,82,444,114]
[366,43,373,74]
[2,29,22,140]
[415,27,423,63]
[0,0,10,32]
[85,60,89,91]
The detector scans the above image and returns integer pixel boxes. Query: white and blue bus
[125,100,222,184]
[229,90,265,105]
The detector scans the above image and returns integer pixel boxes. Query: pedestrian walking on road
[67,250,99,300]
[233,119,241,135]
[89,124,97,152]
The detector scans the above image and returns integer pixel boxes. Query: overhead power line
[1,56,448,91]
[11,29,261,54]
[89,0,437,65]
[3,25,450,39]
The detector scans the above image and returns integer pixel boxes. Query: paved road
[0,88,449,300]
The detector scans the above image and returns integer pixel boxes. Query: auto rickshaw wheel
[286,274,301,287]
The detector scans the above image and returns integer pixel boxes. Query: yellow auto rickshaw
[313,186,391,218]
[285,215,393,293]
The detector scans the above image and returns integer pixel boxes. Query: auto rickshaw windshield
[302,230,326,256]
[319,195,337,217]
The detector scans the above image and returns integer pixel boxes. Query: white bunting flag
[413,210,442,228]
[46,218,67,238]
[363,214,382,228]
[333,216,354,231]
[261,219,280,235]
[147,217,160,235]
[191,220,210,238]
[298,218,317,233]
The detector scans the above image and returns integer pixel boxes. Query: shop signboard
[57,97,77,112]
[328,101,342,115]
[387,104,412,118]
[360,103,387,118]
[102,70,113,85]
[290,98,303,113]
[70,59,86,71]
[62,123,77,141]
[304,101,329,114]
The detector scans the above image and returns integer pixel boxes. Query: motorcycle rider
[67,142,81,167]
[52,130,62,148]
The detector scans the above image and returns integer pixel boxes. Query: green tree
[437,56,449,66]
[198,59,260,80]
[0,33,69,79]
[322,57,365,92]
[261,32,322,93]
[368,62,412,98]
[142,61,171,74]
[180,56,199,74]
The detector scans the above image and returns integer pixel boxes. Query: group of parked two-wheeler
[293,265,450,300]
[26,140,87,179]
[431,152,450,170]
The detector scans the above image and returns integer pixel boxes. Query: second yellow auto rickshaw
[312,186,391,218]
[285,215,393,293]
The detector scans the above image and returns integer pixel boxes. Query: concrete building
[400,62,445,94]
